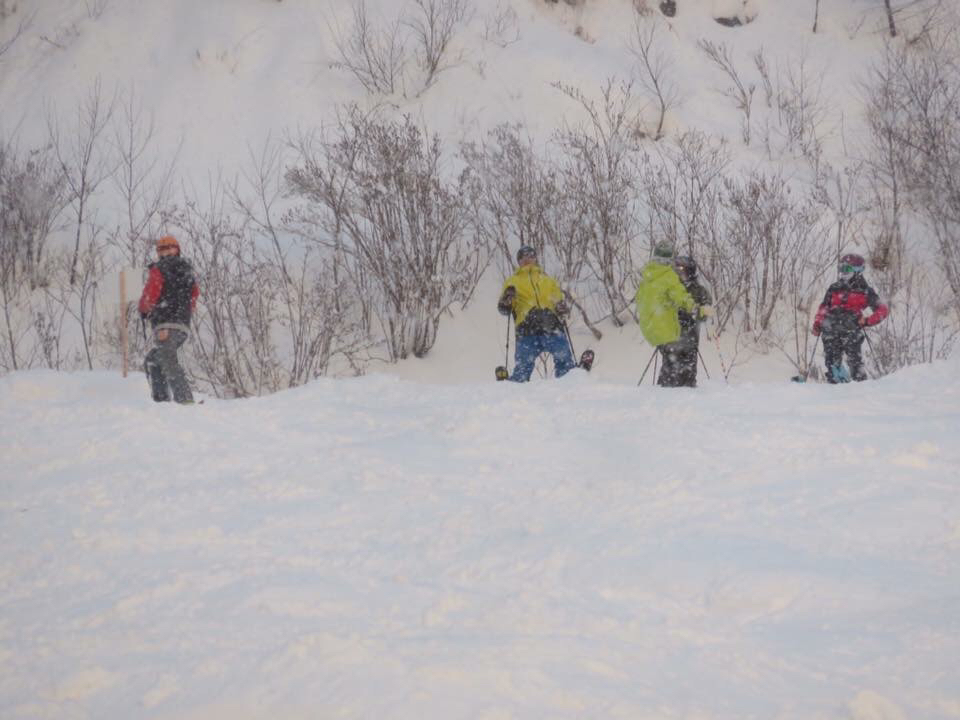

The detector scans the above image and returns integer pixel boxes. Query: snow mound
[2,366,959,718]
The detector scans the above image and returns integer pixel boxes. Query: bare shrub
[756,49,831,163]
[554,79,643,325]
[862,51,909,287]
[48,78,117,286]
[329,0,408,95]
[330,0,471,96]
[867,20,960,313]
[459,123,601,336]
[0,136,72,372]
[812,162,866,265]
[459,124,575,274]
[41,232,109,370]
[0,136,66,290]
[287,107,485,360]
[29,275,70,370]
[0,7,33,60]
[628,19,680,140]
[698,39,755,145]
[879,0,944,41]
[753,47,774,109]
[230,138,364,389]
[724,172,833,348]
[483,1,519,47]
[641,131,729,319]
[109,89,179,269]
[868,259,957,373]
[406,0,471,91]
[84,0,109,20]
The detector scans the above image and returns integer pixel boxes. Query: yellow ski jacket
[500,264,565,335]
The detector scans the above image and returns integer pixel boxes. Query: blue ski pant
[509,332,576,382]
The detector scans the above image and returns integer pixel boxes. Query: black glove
[498,286,516,316]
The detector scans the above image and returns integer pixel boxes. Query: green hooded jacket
[635,260,697,347]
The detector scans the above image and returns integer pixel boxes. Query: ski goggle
[839,263,863,275]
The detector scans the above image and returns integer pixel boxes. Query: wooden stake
[119,270,128,377]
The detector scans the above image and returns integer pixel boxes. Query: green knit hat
[653,240,675,261]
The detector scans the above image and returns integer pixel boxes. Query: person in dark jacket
[673,256,713,387]
[812,253,888,383]
[138,235,200,403]
[497,245,575,382]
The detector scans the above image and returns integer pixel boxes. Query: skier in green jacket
[635,241,712,387]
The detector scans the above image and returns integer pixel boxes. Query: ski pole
[861,327,878,378]
[697,348,711,380]
[709,319,729,381]
[561,304,594,371]
[561,319,580,367]
[494,313,511,381]
[637,347,658,386]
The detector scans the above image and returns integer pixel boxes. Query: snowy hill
[2,363,960,719]
[3,2,960,716]
[0,0,882,165]
[6,0,946,386]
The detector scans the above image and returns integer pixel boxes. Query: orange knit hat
[156,235,180,254]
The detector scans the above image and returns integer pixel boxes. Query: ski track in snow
[2,365,959,719]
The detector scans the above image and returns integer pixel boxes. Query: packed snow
[2,362,959,719]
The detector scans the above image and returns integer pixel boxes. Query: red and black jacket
[812,274,888,335]
[138,256,200,328]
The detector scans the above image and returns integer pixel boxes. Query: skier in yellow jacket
[635,241,713,387]
[497,246,575,382]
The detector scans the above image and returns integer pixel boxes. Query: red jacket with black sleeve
[138,256,200,328]
[812,274,888,336]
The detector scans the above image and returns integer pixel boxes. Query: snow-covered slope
[2,363,959,719]
[1,0,886,179]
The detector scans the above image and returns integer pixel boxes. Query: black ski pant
[657,341,698,388]
[144,329,193,403]
[822,328,866,383]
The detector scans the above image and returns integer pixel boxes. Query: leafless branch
[628,19,680,141]
[406,0,472,91]
[698,39,756,145]
[329,0,408,95]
